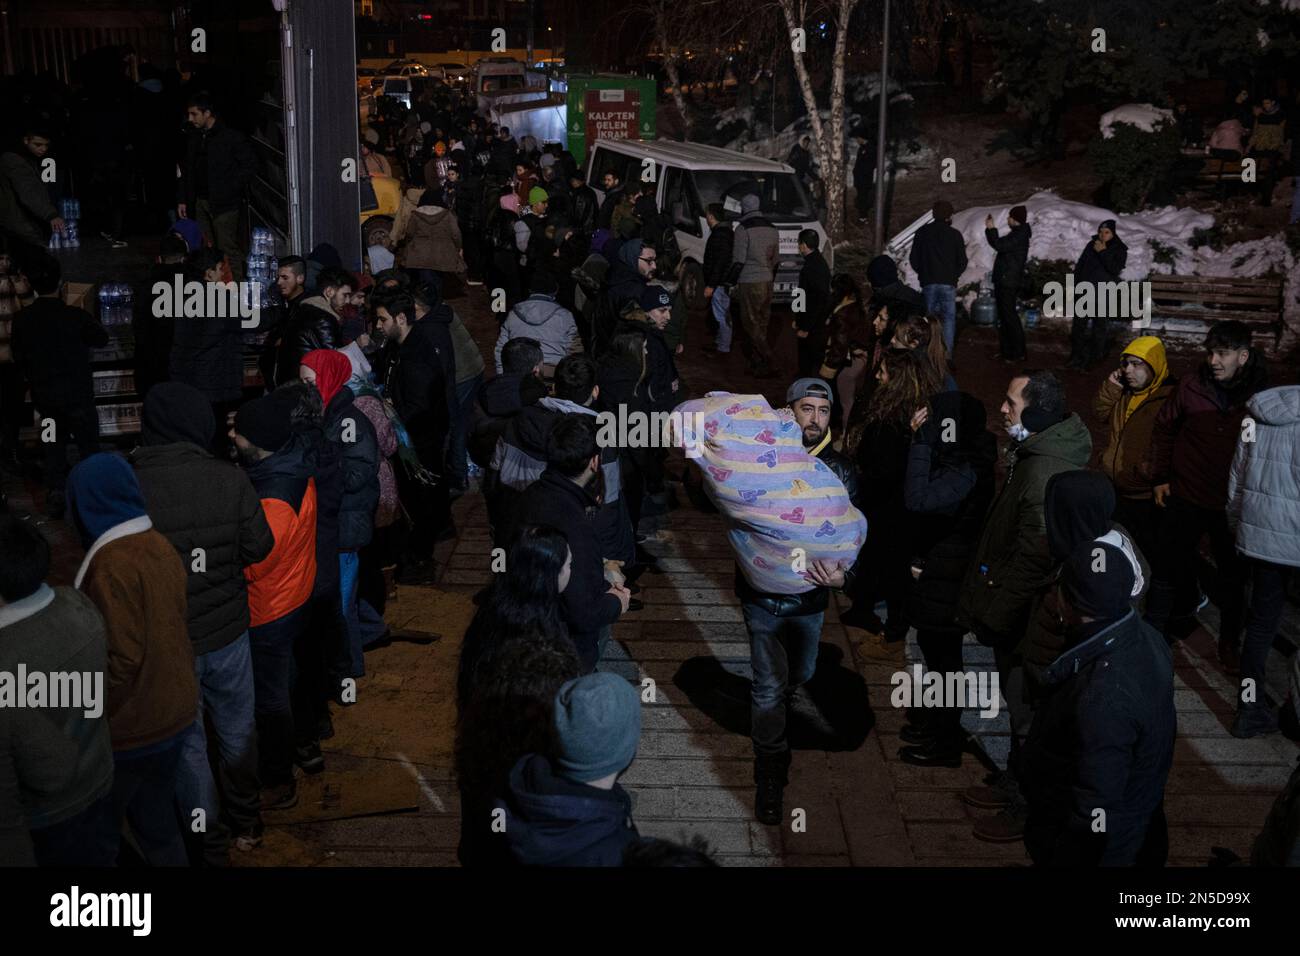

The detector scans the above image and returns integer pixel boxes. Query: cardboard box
[63,281,93,311]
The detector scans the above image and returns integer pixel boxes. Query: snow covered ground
[893,190,1297,291]
[1099,103,1175,139]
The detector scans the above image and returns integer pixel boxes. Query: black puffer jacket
[735,440,861,617]
[324,387,379,551]
[1023,610,1176,866]
[909,219,968,288]
[180,121,257,215]
[130,383,274,655]
[1074,233,1128,285]
[385,318,451,467]
[272,297,340,386]
[702,222,735,287]
[470,371,547,469]
[903,391,997,633]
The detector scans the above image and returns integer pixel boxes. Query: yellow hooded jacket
[1092,336,1175,498]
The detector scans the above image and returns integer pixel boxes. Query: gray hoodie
[494,293,582,372]
[730,193,779,285]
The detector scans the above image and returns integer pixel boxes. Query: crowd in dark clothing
[3,64,1299,871]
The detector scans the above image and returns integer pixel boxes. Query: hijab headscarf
[301,349,353,406]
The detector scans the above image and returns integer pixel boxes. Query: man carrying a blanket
[737,378,861,825]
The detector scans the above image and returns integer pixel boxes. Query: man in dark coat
[9,257,108,517]
[1142,320,1267,666]
[984,205,1032,361]
[178,92,257,279]
[513,416,630,671]
[852,130,877,224]
[702,204,735,354]
[741,378,862,826]
[794,229,832,377]
[568,170,598,235]
[372,288,451,583]
[597,169,626,230]
[272,267,351,385]
[909,199,968,356]
[129,382,274,864]
[1067,219,1129,370]
[1022,541,1175,867]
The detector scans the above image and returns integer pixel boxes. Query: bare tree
[776,0,862,240]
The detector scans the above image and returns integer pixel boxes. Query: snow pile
[1099,103,1175,139]
[845,74,913,105]
[893,190,1295,291]
[725,115,933,177]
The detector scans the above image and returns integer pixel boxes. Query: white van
[585,138,831,304]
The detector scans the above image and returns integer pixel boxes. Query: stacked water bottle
[47,198,81,250]
[245,227,280,311]
[96,281,134,327]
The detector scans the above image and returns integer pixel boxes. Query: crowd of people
[1,69,1298,870]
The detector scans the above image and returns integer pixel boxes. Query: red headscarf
[301,349,352,406]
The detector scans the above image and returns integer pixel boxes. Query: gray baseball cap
[786,377,834,404]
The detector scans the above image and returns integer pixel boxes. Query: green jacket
[957,413,1093,643]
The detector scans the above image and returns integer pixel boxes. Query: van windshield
[481,73,526,92]
[691,170,815,221]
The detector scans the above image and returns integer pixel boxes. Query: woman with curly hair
[841,349,944,637]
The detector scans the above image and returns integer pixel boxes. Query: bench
[1190,153,1276,195]
[1142,274,1284,350]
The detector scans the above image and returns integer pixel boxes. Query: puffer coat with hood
[1227,385,1300,567]
[397,198,466,273]
[1092,335,1176,499]
[130,382,274,655]
[494,293,581,371]
[494,753,639,867]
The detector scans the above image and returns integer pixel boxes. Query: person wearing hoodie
[957,370,1092,832]
[129,382,274,862]
[1227,384,1300,738]
[300,351,379,683]
[66,453,197,866]
[1092,336,1175,562]
[1143,320,1268,667]
[984,205,1032,362]
[494,269,581,376]
[908,200,968,356]
[1067,219,1129,370]
[396,190,466,300]
[605,237,656,331]
[272,267,351,387]
[1021,540,1175,867]
[471,337,547,473]
[231,390,318,811]
[725,192,780,378]
[495,672,642,866]
[632,285,680,415]
[372,288,451,583]
[0,516,116,866]
[896,390,997,769]
[513,416,630,671]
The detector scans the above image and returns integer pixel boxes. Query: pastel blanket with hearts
[672,393,867,594]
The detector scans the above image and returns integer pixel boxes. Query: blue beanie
[552,673,641,783]
[66,452,148,548]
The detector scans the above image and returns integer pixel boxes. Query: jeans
[1240,559,1291,707]
[449,373,482,490]
[29,792,118,866]
[1145,496,1246,645]
[742,601,823,757]
[994,282,1025,360]
[39,402,101,496]
[711,286,733,352]
[923,284,957,356]
[338,550,366,678]
[176,632,262,858]
[113,733,189,866]
[250,602,311,787]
